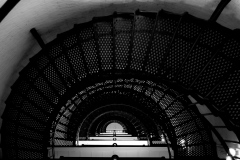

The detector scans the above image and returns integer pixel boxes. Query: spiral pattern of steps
[2,9,240,159]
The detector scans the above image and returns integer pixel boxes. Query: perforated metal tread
[176,23,231,88]
[145,10,183,75]
[93,15,114,71]
[159,13,205,79]
[186,33,240,126]
[113,12,134,70]
[57,29,88,82]
[130,10,157,71]
[222,97,240,127]
[75,21,100,74]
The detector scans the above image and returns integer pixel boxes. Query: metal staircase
[2,3,240,160]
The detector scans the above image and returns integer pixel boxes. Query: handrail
[209,0,232,22]
[0,0,20,23]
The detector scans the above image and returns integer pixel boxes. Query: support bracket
[30,28,45,49]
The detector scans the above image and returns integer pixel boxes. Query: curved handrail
[0,0,20,23]
[209,0,232,22]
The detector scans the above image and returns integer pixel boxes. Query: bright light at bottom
[76,140,148,146]
[226,155,232,160]
[229,148,236,156]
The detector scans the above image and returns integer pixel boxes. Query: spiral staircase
[1,1,240,159]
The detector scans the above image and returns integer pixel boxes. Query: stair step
[18,149,44,159]
[53,32,81,85]
[63,41,87,81]
[28,55,65,97]
[191,51,234,97]
[89,136,138,140]
[206,68,240,110]
[113,12,134,70]
[40,42,72,90]
[18,64,62,106]
[176,23,231,89]
[93,15,114,71]
[38,63,68,96]
[18,111,46,132]
[31,76,59,104]
[54,138,73,146]
[130,10,157,71]
[76,21,99,74]
[159,13,205,80]
[17,137,44,150]
[190,34,240,98]
[17,125,44,141]
[3,114,45,134]
[145,10,182,75]
[4,90,50,124]
[221,97,240,129]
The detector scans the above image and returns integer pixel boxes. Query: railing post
[30,28,45,48]
[209,0,232,22]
